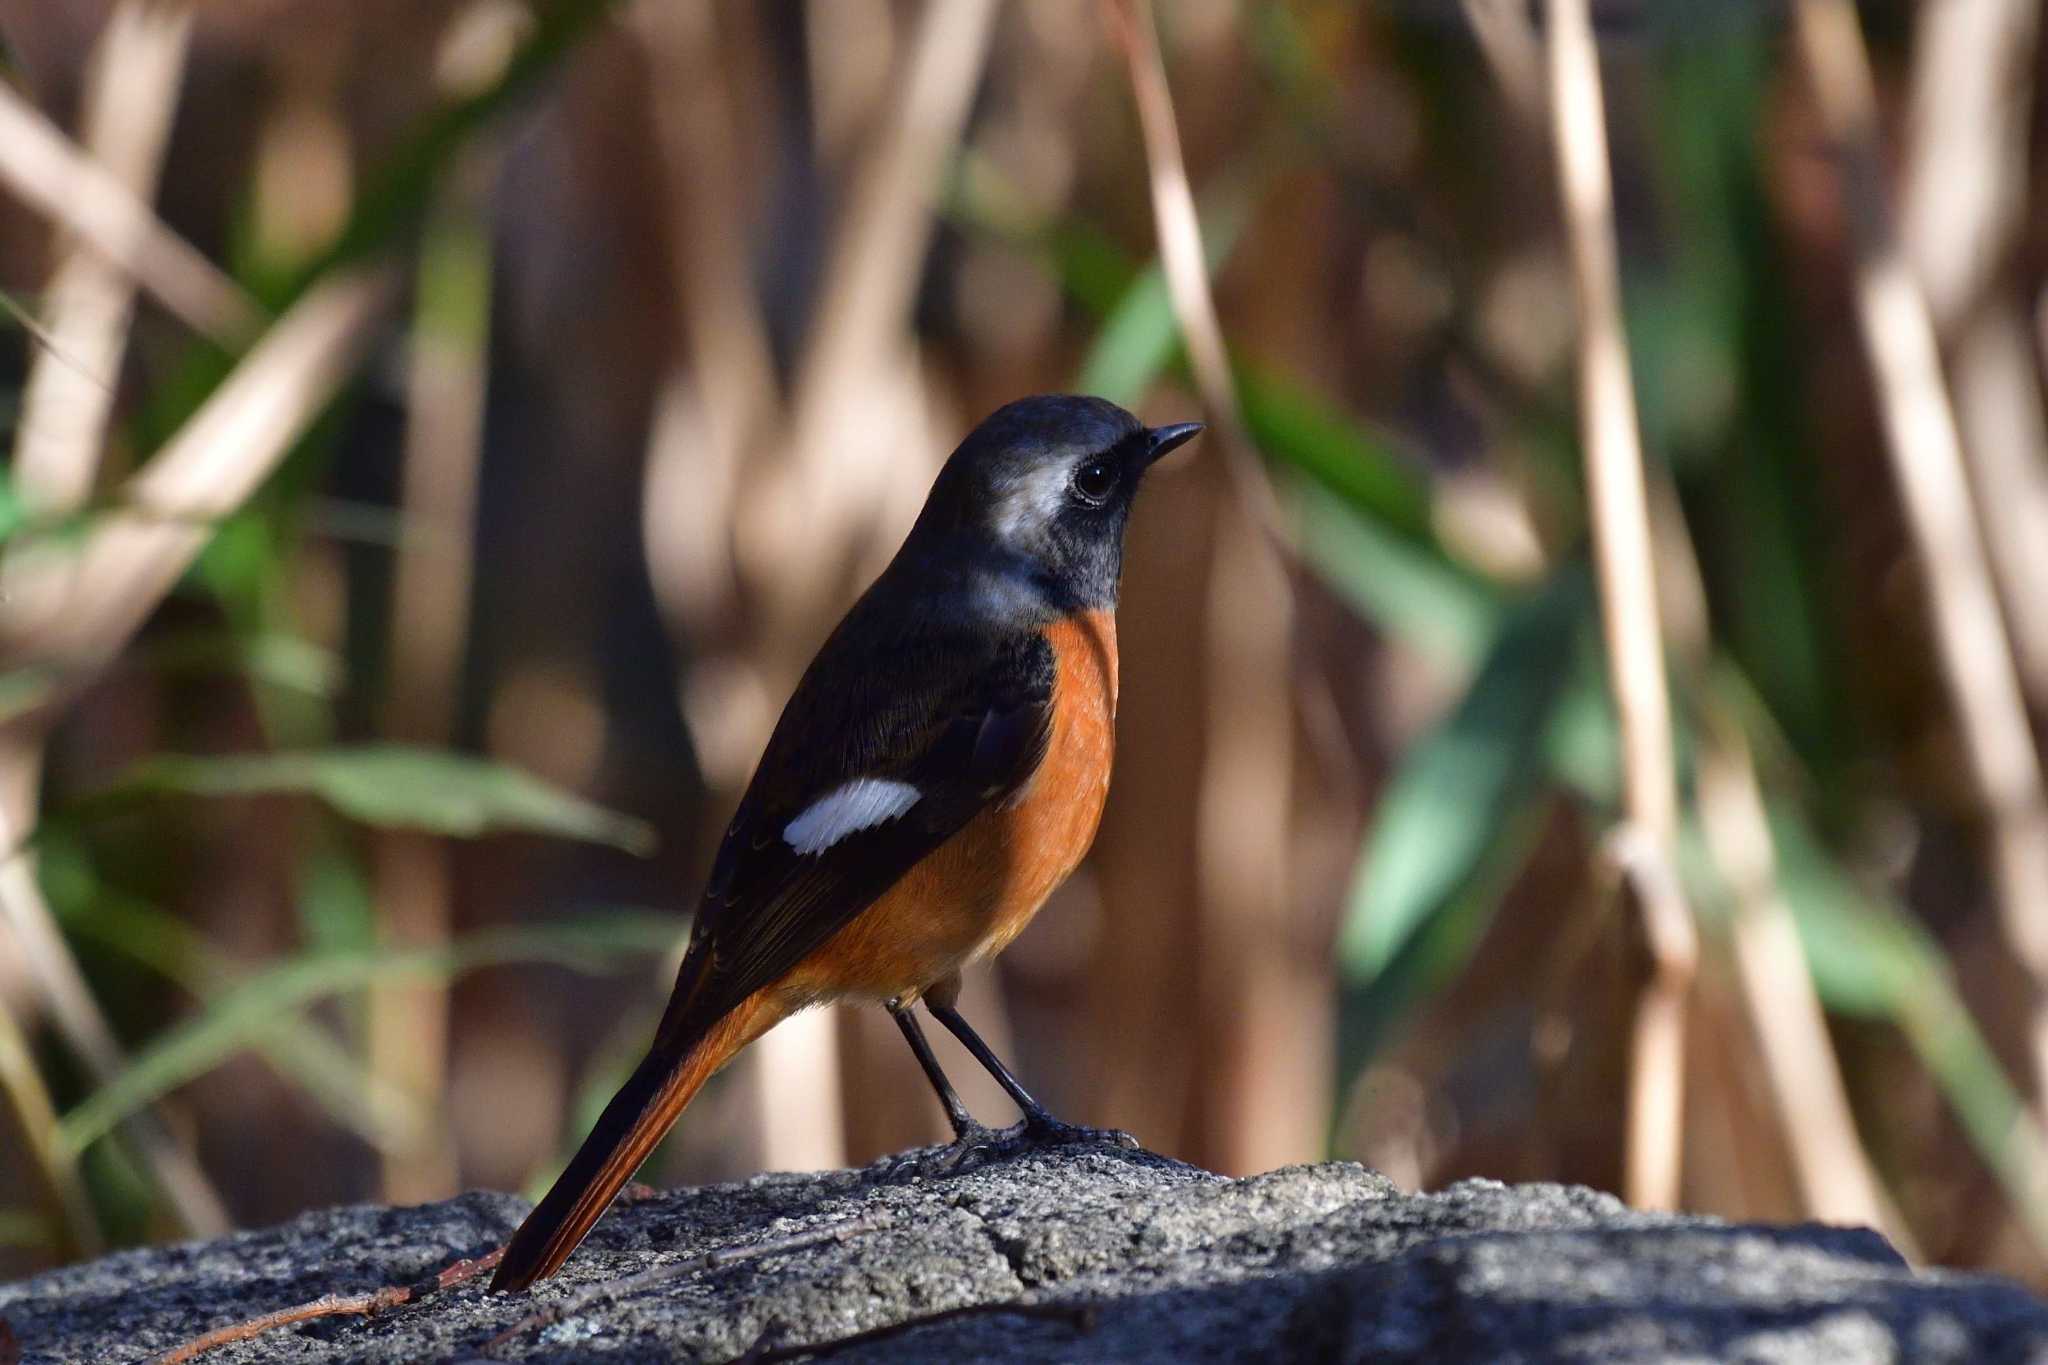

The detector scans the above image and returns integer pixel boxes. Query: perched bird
[492,395,1202,1292]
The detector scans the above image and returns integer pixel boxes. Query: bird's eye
[1071,459,1117,504]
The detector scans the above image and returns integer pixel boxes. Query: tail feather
[492,991,763,1292]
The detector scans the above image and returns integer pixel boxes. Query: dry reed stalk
[634,0,778,787]
[1,0,194,862]
[11,0,191,511]
[0,264,394,1238]
[362,1,527,1204]
[750,0,999,612]
[1545,0,1696,1211]
[0,795,228,1235]
[1794,0,2048,1111]
[1696,719,1905,1243]
[0,967,98,1256]
[0,75,257,346]
[2,0,196,794]
[1460,0,1545,127]
[1462,0,1889,1235]
[632,0,778,486]
[2,2,194,695]
[1900,0,2048,705]
[0,0,188,982]
[1107,0,1321,1171]
[1640,473,1901,1240]
[369,217,490,1202]
[0,3,220,1238]
[6,267,399,679]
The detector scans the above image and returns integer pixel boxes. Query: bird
[491,394,1203,1292]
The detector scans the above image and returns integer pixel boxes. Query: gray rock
[3,1143,2045,1363]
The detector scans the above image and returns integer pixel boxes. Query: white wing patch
[783,778,922,855]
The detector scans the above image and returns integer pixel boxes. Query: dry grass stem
[635,0,775,783]
[1900,0,2036,327]
[1697,720,1903,1243]
[633,0,778,486]
[143,1245,503,1365]
[1461,0,1545,128]
[761,0,1000,607]
[1795,0,2048,1108]
[3,0,197,783]
[1644,469,1897,1239]
[0,795,229,1235]
[1900,0,2048,703]
[368,6,534,1200]
[1104,0,1285,532]
[11,0,192,512]
[4,266,398,683]
[634,0,776,793]
[0,265,393,1236]
[0,990,99,1256]
[371,219,494,1203]
[1546,0,1696,1210]
[0,75,258,346]
[1109,0,1318,1169]
[0,0,209,1240]
[1946,315,2048,701]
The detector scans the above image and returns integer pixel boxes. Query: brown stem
[1544,0,1697,1210]
[143,1247,503,1365]
[1795,0,2048,1112]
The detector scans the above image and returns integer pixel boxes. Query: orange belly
[778,609,1119,1005]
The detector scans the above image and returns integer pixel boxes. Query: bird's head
[909,394,1203,611]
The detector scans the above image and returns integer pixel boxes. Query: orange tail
[492,991,768,1292]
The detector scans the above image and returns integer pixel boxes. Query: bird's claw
[929,1121,1007,1174]
[1014,1113,1139,1151]
[896,1113,1138,1182]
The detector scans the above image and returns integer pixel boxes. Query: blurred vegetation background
[4,0,2048,1292]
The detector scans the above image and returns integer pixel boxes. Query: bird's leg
[925,995,1137,1151]
[887,997,998,1152]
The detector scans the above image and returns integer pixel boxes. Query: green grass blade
[54,892,423,1152]
[84,746,656,854]
[56,912,682,1158]
[1338,566,1590,981]
[1764,805,2048,1246]
[1237,366,1435,544]
[1336,798,1550,1090]
[1077,186,1255,406]
[1287,476,1499,672]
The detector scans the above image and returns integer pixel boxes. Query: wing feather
[674,602,1054,1026]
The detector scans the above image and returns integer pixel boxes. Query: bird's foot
[1010,1110,1139,1152]
[881,1120,1009,1180]
[897,1113,1135,1181]
[930,1119,1014,1174]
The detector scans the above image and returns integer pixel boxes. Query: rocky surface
[3,1142,2046,1363]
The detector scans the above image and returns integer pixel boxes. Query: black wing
[669,601,1054,1031]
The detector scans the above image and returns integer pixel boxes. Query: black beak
[1142,421,1204,467]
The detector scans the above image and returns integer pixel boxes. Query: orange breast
[781,609,1119,1004]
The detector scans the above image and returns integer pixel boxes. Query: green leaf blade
[95,746,657,855]
[1338,567,1590,982]
[56,912,684,1158]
